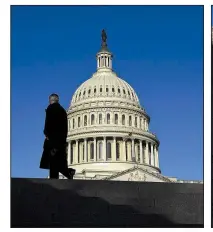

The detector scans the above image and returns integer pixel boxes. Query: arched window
[118,88,120,94]
[73,118,75,129]
[84,115,87,126]
[78,117,80,127]
[106,142,112,159]
[129,116,132,126]
[90,143,94,160]
[112,87,115,93]
[116,142,120,160]
[106,87,109,93]
[107,113,110,124]
[98,142,103,160]
[100,87,102,93]
[123,89,126,94]
[115,114,118,124]
[122,115,125,125]
[83,90,85,96]
[99,114,102,124]
[135,117,137,127]
[88,89,91,95]
[91,114,95,125]
[79,92,81,98]
[94,88,97,94]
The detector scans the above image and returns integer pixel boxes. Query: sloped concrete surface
[11,178,203,228]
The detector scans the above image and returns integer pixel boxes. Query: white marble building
[59,31,202,184]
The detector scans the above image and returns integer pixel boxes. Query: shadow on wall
[11,178,203,228]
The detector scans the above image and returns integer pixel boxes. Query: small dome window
[128,91,130,95]
[83,90,86,96]
[100,87,103,93]
[123,89,126,94]
[88,89,91,95]
[112,87,115,93]
[106,87,109,93]
[94,88,97,94]
[118,88,120,93]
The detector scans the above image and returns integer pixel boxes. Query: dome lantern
[96,29,113,71]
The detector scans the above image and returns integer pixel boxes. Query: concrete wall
[11,178,203,228]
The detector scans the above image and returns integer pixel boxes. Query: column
[112,137,116,161]
[68,141,71,165]
[156,147,159,168]
[79,142,83,163]
[139,140,143,164]
[135,143,138,162]
[127,141,131,161]
[151,143,154,166]
[75,140,79,164]
[94,137,97,161]
[154,145,157,167]
[122,139,126,161]
[145,141,149,164]
[131,139,135,160]
[84,139,87,162]
[103,137,107,161]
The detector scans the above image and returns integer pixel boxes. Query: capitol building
[60,30,202,183]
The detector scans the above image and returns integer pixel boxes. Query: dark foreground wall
[11,178,203,228]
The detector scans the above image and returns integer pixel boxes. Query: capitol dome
[65,30,166,182]
[71,71,140,108]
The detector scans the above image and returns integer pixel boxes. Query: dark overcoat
[40,102,68,172]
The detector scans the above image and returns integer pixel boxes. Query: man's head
[49,93,59,104]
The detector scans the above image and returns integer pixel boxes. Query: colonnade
[67,137,159,168]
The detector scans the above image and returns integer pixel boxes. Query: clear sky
[11,5,203,180]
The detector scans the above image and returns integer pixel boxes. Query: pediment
[105,167,173,183]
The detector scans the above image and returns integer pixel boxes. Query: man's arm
[43,107,51,139]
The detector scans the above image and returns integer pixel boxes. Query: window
[118,88,120,94]
[128,91,130,96]
[115,114,118,124]
[99,114,102,124]
[98,142,103,160]
[122,115,125,125]
[83,90,85,96]
[84,115,87,126]
[91,114,95,125]
[79,92,81,97]
[140,118,142,128]
[78,117,80,127]
[135,117,137,127]
[90,143,94,160]
[94,88,97,94]
[112,87,115,93]
[88,89,91,95]
[123,89,126,94]
[73,118,75,129]
[100,87,102,93]
[106,87,109,93]
[106,142,112,159]
[137,144,140,162]
[129,116,132,126]
[116,142,120,160]
[107,113,110,124]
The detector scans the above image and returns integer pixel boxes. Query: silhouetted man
[40,93,75,179]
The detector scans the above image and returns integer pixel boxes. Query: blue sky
[11,5,203,180]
